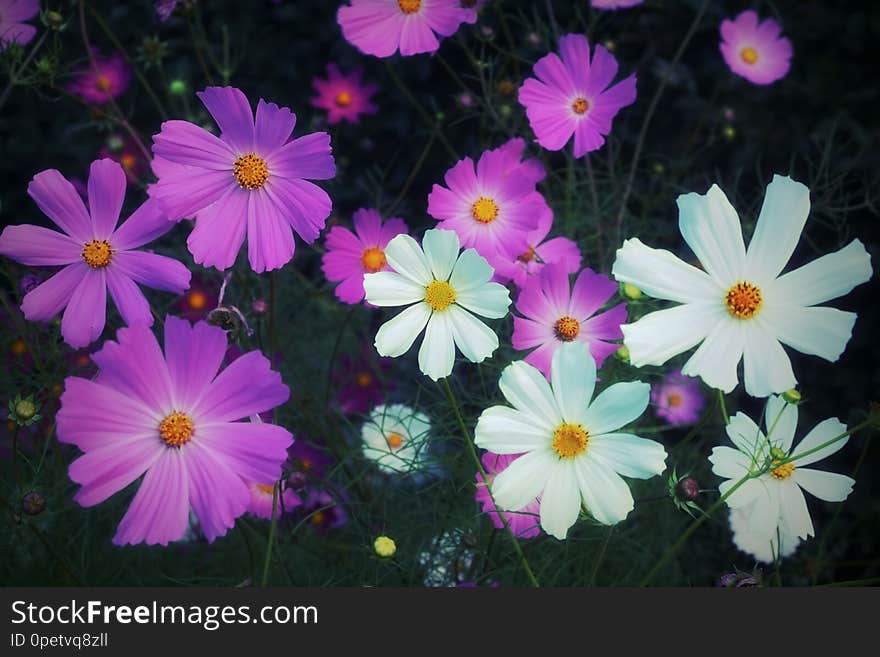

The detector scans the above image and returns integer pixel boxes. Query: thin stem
[589,525,614,586]
[440,378,540,588]
[260,482,280,587]
[717,389,729,426]
[0,31,48,110]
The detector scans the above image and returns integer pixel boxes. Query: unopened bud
[373,535,396,558]
[677,476,699,501]
[782,389,801,404]
[621,282,642,300]
[21,491,46,516]
[252,299,269,316]
[169,79,187,96]
[615,345,630,363]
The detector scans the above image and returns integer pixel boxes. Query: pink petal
[269,132,335,181]
[87,158,127,238]
[112,250,191,294]
[151,120,236,170]
[568,267,617,319]
[106,268,153,326]
[265,177,331,244]
[149,168,234,220]
[194,351,289,422]
[27,169,93,241]
[246,191,296,273]
[186,186,249,270]
[164,316,229,410]
[20,263,85,321]
[110,199,175,251]
[184,441,250,542]
[0,224,81,265]
[197,421,293,484]
[61,269,107,348]
[70,437,164,507]
[197,86,255,154]
[254,98,297,155]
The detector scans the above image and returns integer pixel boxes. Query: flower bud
[169,79,187,96]
[615,345,630,363]
[782,388,801,404]
[722,125,736,141]
[252,299,269,316]
[677,476,699,501]
[621,282,642,300]
[43,11,65,30]
[21,491,46,516]
[374,535,397,558]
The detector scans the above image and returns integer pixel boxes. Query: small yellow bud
[373,535,396,558]
[782,389,801,404]
[621,283,642,300]
[615,345,630,363]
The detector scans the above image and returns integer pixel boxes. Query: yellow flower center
[335,91,353,107]
[187,290,208,310]
[158,411,194,447]
[554,315,580,341]
[82,240,112,268]
[471,196,499,224]
[725,281,763,319]
[357,373,373,387]
[424,280,456,312]
[386,432,404,449]
[95,75,113,93]
[310,511,326,525]
[667,393,682,407]
[361,246,387,273]
[552,423,589,459]
[770,460,795,480]
[398,0,421,13]
[233,153,270,190]
[572,97,589,114]
[256,484,276,495]
[740,47,758,65]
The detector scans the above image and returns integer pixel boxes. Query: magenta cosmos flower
[56,318,293,545]
[650,370,705,426]
[247,481,301,520]
[519,34,636,157]
[321,208,408,304]
[67,52,132,104]
[489,202,581,288]
[150,86,335,273]
[591,0,643,9]
[0,0,39,49]
[720,10,792,85]
[0,159,190,349]
[337,0,475,58]
[512,264,626,377]
[333,348,394,414]
[311,64,379,125]
[475,452,541,538]
[427,144,547,261]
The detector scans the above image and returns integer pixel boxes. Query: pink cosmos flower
[0,0,39,49]
[519,34,636,157]
[66,52,132,104]
[720,10,792,85]
[427,144,547,261]
[475,452,541,538]
[489,202,581,288]
[337,0,475,58]
[311,64,379,125]
[56,318,293,545]
[650,370,705,426]
[512,264,626,377]
[150,86,335,273]
[99,134,145,185]
[591,0,643,9]
[0,159,191,349]
[247,481,301,520]
[321,208,408,304]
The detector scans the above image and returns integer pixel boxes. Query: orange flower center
[335,91,353,108]
[518,246,537,263]
[233,153,270,190]
[770,460,795,480]
[572,97,589,114]
[361,246,387,273]
[725,281,762,319]
[386,432,404,449]
[82,240,112,268]
[740,47,758,65]
[667,393,682,408]
[398,0,421,13]
[471,196,499,224]
[552,423,589,459]
[256,484,276,495]
[95,75,113,93]
[187,290,208,310]
[159,412,194,447]
[554,315,580,341]
[357,373,373,387]
[120,153,136,170]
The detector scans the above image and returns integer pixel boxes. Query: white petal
[761,305,856,362]
[622,303,724,368]
[741,320,796,397]
[550,341,595,426]
[681,317,745,394]
[491,449,555,512]
[778,481,814,540]
[729,505,799,563]
[364,271,427,307]
[792,468,854,502]
[709,445,754,479]
[474,406,552,454]
[719,478,764,509]
[374,302,431,357]
[769,239,872,307]
[455,282,511,318]
[539,461,581,540]
[589,433,667,479]
[384,233,433,286]
[499,360,562,429]
[724,412,768,460]
[790,417,848,466]
[449,247,494,291]
[741,480,780,540]
[447,305,498,364]
[574,457,634,525]
[421,228,460,281]
[611,237,721,303]
[745,175,811,285]
[763,394,797,452]
[418,312,455,381]
[677,184,746,286]
[582,381,650,435]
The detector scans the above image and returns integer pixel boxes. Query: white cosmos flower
[473,341,667,539]
[364,228,511,381]
[612,175,872,397]
[361,403,431,474]
[709,395,855,563]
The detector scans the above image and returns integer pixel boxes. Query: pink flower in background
[427,145,546,261]
[322,208,408,304]
[56,318,293,545]
[475,452,541,538]
[67,52,132,104]
[171,275,220,321]
[337,0,475,58]
[333,349,394,415]
[150,86,335,273]
[0,0,39,49]
[519,34,636,157]
[491,137,546,186]
[247,482,301,520]
[591,0,643,9]
[0,159,191,348]
[512,264,626,377]
[99,134,145,185]
[302,489,348,532]
[489,203,581,288]
[311,64,379,125]
[720,10,792,85]
[288,439,333,481]
[651,370,705,426]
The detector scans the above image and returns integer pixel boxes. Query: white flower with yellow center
[364,228,511,381]
[361,403,431,474]
[709,395,855,563]
[612,175,872,397]
[474,341,667,539]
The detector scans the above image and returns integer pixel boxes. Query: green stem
[717,389,729,426]
[440,378,540,588]
[260,482,280,587]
